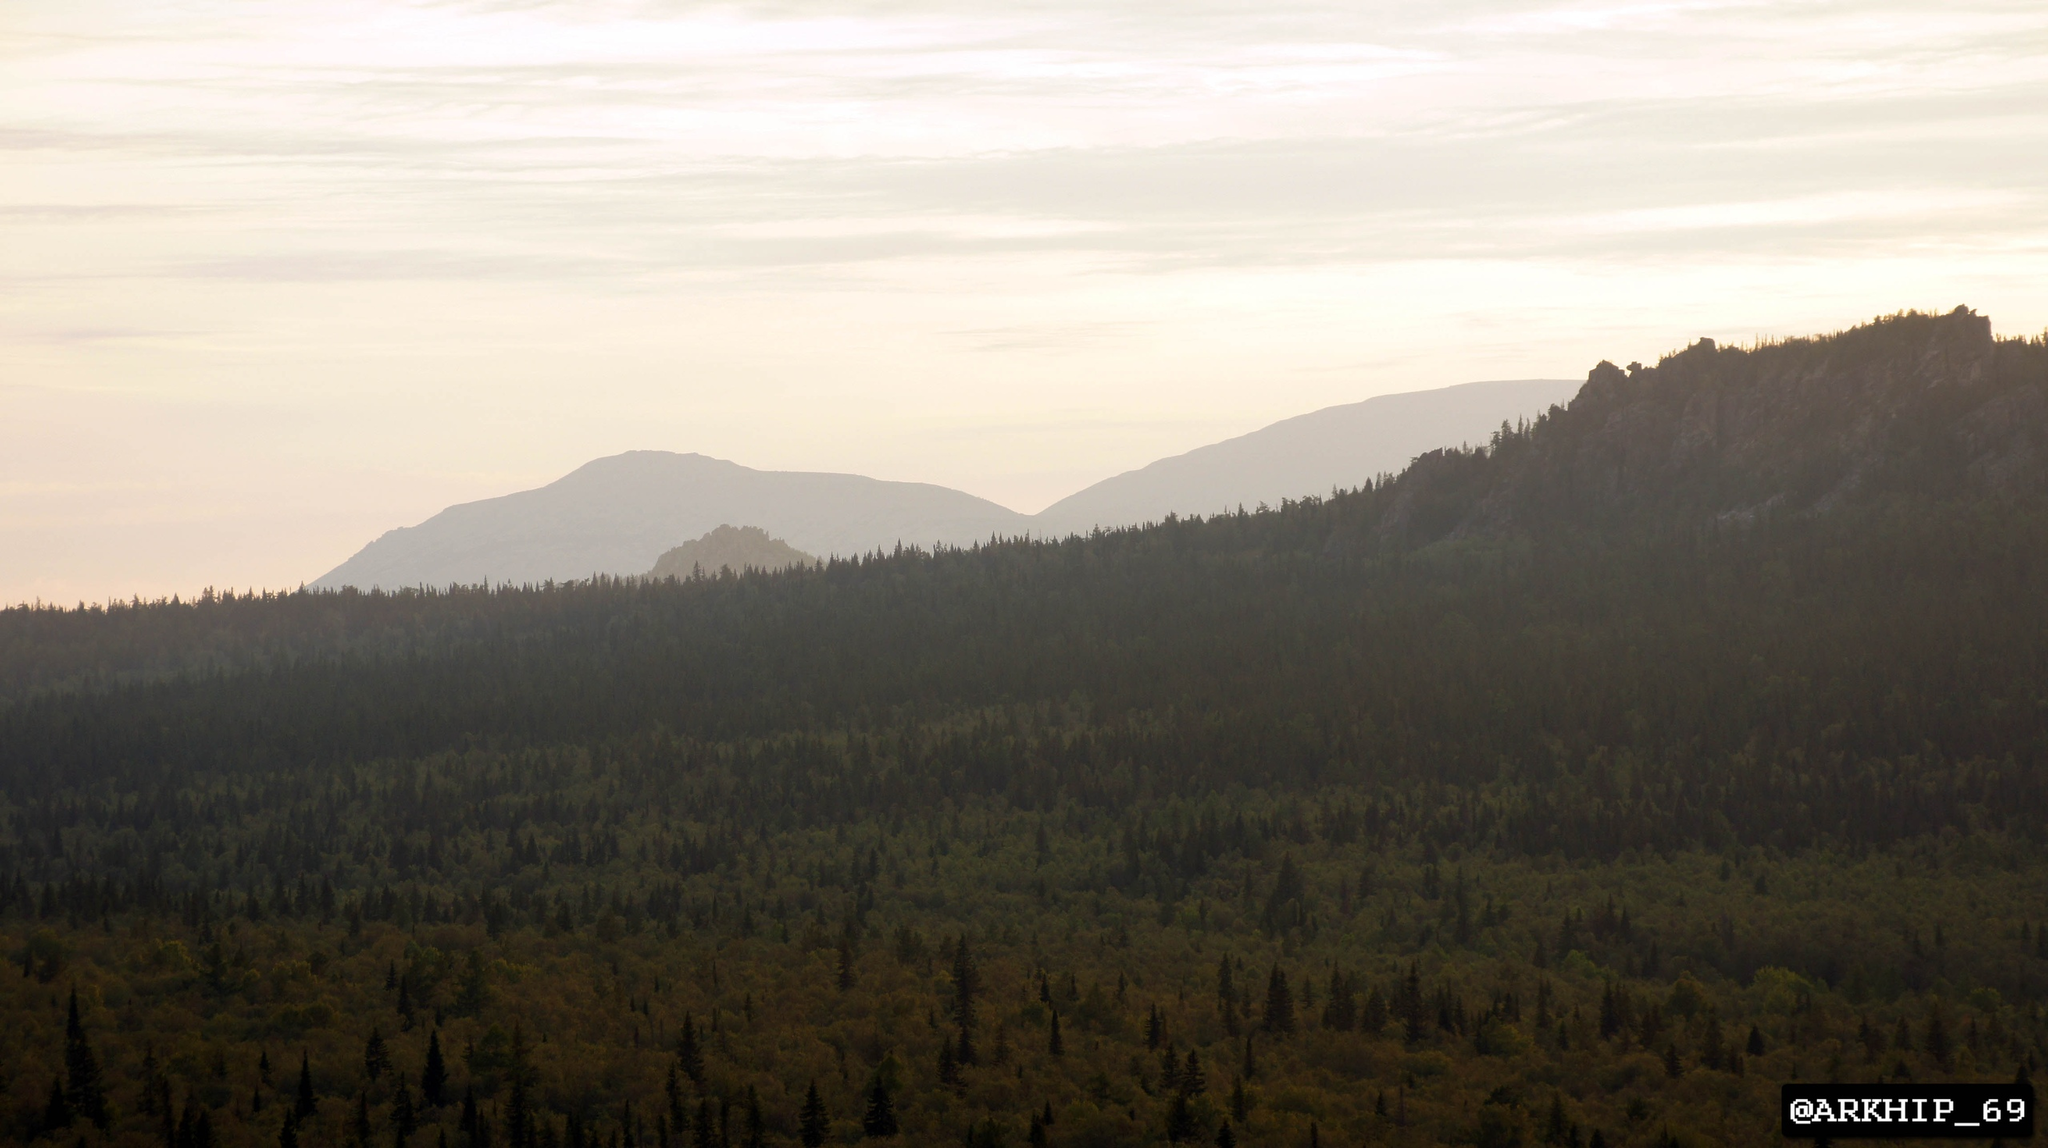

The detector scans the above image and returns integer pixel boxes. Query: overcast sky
[5,0,2046,604]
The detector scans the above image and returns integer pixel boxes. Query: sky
[4,0,2046,605]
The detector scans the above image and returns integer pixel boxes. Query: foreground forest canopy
[2,308,2046,1148]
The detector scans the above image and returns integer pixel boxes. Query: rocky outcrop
[1371,308,2048,548]
[646,525,815,579]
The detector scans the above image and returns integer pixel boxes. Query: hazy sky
[5,0,2046,604]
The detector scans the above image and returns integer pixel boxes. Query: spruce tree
[394,1081,419,1147]
[41,1076,72,1134]
[678,1013,705,1085]
[1165,1093,1195,1143]
[744,1085,765,1148]
[798,1081,828,1148]
[666,1063,686,1133]
[861,1076,898,1137]
[366,1027,391,1081]
[65,986,109,1129]
[297,1051,319,1120]
[1048,1010,1063,1057]
[422,1031,448,1107]
[507,1025,534,1148]
[1263,968,1294,1034]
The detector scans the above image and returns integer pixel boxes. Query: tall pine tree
[65,987,109,1129]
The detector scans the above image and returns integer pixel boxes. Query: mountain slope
[311,452,1026,590]
[313,377,1580,589]
[1345,306,2046,552]
[1034,378,1578,534]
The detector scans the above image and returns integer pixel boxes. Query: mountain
[1340,306,2045,553]
[311,452,1027,590]
[313,378,1578,589]
[647,525,815,579]
[1033,378,1579,535]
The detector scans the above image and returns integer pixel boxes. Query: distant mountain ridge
[313,454,1027,591]
[1032,378,1580,535]
[311,377,1579,589]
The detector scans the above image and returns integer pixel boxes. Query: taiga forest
[4,308,2047,1148]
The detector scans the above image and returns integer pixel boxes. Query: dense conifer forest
[2,309,2046,1147]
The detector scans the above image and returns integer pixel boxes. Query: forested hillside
[2,309,2045,1148]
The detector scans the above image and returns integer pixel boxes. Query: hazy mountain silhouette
[312,453,1027,590]
[312,378,1578,589]
[648,525,816,579]
[1033,379,1578,534]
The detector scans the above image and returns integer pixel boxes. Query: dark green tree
[64,986,108,1128]
[1166,1092,1196,1143]
[799,1081,828,1148]
[678,1013,705,1085]
[1263,966,1294,1034]
[422,1030,448,1107]
[41,1076,72,1134]
[366,1026,392,1081]
[394,1080,419,1148]
[744,1085,765,1148]
[861,1076,898,1137]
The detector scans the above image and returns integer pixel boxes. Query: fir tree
[1926,1004,1953,1070]
[65,986,109,1129]
[861,1076,898,1137]
[507,1025,535,1148]
[298,1051,319,1120]
[667,1063,686,1133]
[678,1013,705,1085]
[1165,1092,1196,1143]
[395,1081,419,1147]
[744,1086,765,1148]
[1048,1010,1064,1057]
[41,1075,72,1134]
[799,1081,828,1148]
[366,1026,392,1081]
[695,1097,715,1148]
[423,1030,448,1108]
